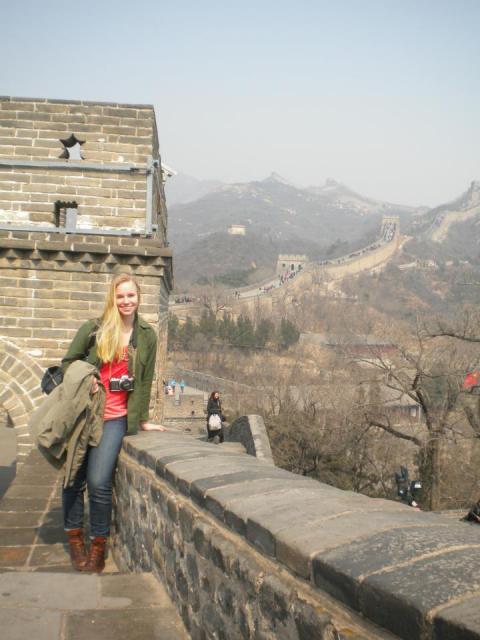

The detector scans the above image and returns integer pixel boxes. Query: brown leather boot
[82,536,107,573]
[66,528,87,571]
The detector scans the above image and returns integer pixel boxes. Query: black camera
[109,375,135,392]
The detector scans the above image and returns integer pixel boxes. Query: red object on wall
[463,370,480,390]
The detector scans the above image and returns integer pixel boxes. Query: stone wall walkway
[0,449,189,640]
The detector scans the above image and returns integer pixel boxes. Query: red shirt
[100,347,129,421]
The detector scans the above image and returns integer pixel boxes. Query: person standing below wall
[61,273,165,573]
[206,390,225,444]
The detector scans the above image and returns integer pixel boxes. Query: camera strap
[107,325,137,380]
[108,344,136,379]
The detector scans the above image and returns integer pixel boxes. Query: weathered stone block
[359,549,480,640]
[193,467,290,512]
[176,567,189,602]
[186,553,199,588]
[292,600,337,640]
[312,523,480,609]
[179,504,194,541]
[259,574,293,627]
[201,602,227,640]
[167,495,179,523]
[166,458,254,496]
[192,522,212,559]
[434,596,480,640]
[277,509,441,579]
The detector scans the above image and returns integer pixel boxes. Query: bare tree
[348,324,480,510]
[191,278,233,318]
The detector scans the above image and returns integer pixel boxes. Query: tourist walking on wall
[206,390,225,444]
[61,273,165,573]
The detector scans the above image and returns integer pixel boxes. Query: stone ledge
[114,443,388,640]
[226,414,274,464]
[0,233,172,257]
[120,432,480,640]
[0,96,155,110]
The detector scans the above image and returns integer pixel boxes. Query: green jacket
[32,360,105,488]
[61,315,157,435]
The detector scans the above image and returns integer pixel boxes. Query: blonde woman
[61,273,165,573]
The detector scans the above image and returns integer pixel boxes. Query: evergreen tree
[217,314,235,342]
[278,318,300,350]
[199,310,217,338]
[179,316,196,350]
[255,318,274,348]
[234,315,255,348]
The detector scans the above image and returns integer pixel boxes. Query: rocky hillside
[173,228,324,286]
[306,177,423,217]
[168,174,420,286]
[406,181,480,262]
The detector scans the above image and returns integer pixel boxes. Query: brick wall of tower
[0,97,173,454]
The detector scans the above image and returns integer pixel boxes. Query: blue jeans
[62,416,127,537]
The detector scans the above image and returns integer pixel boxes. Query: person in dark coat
[206,390,224,444]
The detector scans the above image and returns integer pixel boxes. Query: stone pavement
[0,449,189,639]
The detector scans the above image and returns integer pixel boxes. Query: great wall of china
[1,98,479,640]
[170,216,401,320]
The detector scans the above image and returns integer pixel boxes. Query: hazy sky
[1,0,479,206]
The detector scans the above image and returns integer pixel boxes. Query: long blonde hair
[96,273,141,363]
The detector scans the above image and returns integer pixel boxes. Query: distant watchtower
[227,224,246,236]
[0,96,173,461]
[276,254,308,276]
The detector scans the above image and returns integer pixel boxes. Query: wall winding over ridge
[112,430,480,640]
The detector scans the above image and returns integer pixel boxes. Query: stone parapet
[112,432,480,639]
[225,415,274,465]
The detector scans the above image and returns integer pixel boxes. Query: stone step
[0,571,190,640]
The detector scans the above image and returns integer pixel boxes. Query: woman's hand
[91,377,99,394]
[140,421,167,432]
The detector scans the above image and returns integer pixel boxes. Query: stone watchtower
[0,96,172,462]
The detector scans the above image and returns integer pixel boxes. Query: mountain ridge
[167,172,480,286]
[168,173,420,255]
